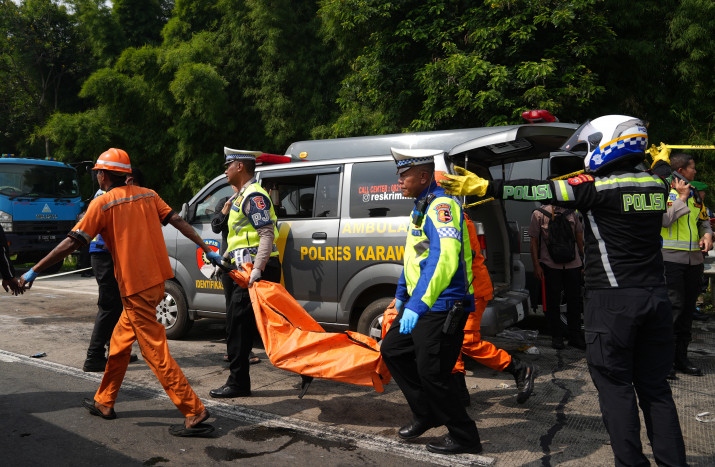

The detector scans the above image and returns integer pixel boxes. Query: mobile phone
[671,171,702,205]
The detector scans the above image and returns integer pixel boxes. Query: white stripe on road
[28,285,98,296]
[0,348,494,466]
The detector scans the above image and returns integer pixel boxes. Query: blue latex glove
[22,268,38,284]
[205,250,223,267]
[399,309,419,334]
[394,298,405,313]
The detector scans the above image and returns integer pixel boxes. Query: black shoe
[692,310,709,322]
[666,368,678,380]
[507,358,535,404]
[551,336,565,350]
[398,419,435,440]
[426,435,482,455]
[129,354,139,363]
[674,361,703,376]
[209,385,251,398]
[82,357,107,372]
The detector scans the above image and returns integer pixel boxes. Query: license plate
[39,235,57,241]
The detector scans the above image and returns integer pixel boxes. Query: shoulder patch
[567,174,594,186]
[251,195,266,210]
[434,203,453,223]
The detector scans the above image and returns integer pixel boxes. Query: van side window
[314,173,340,218]
[193,184,236,224]
[262,174,316,219]
[350,161,412,218]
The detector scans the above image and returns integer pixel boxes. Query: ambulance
[161,121,578,339]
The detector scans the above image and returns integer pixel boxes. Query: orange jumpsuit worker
[19,148,222,437]
[451,216,535,405]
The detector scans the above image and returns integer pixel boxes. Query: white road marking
[0,348,494,466]
[28,285,97,296]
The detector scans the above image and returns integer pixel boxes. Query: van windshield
[0,163,80,198]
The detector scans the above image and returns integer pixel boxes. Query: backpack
[537,207,576,264]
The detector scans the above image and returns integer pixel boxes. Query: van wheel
[357,297,393,343]
[157,281,193,339]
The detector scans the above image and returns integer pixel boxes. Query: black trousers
[584,287,685,467]
[542,263,583,339]
[664,261,703,360]
[225,257,281,390]
[380,308,480,446]
[86,253,123,360]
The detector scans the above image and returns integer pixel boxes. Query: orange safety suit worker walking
[451,214,535,405]
[19,148,223,437]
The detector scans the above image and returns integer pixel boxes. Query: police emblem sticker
[252,196,266,210]
[567,174,594,186]
[196,239,220,279]
[435,203,452,223]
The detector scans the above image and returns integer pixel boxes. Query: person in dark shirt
[1,225,23,295]
[441,115,687,466]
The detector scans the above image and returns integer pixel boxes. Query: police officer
[440,115,687,466]
[380,148,482,455]
[662,153,712,377]
[209,148,281,398]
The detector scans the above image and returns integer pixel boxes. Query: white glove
[248,268,262,287]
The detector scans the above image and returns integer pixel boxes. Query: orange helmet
[92,148,132,173]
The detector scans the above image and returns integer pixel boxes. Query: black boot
[674,340,702,376]
[506,357,535,403]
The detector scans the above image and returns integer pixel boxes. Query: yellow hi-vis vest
[661,188,701,251]
[226,181,279,262]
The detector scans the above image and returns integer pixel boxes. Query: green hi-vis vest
[661,189,701,251]
[226,181,279,261]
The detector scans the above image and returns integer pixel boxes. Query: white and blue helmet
[561,115,648,173]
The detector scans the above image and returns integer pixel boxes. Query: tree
[318,0,612,136]
[0,0,91,156]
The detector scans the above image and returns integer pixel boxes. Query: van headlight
[0,210,11,232]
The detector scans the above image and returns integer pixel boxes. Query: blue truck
[0,156,83,274]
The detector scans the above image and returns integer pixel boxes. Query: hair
[670,153,694,171]
[242,158,256,175]
[416,162,435,177]
[98,169,127,185]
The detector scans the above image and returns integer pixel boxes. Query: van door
[258,166,341,323]
[175,180,235,312]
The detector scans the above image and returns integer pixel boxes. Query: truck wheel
[357,297,393,343]
[157,281,193,339]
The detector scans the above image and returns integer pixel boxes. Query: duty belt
[227,245,279,262]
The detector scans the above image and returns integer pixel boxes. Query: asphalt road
[1,273,714,466]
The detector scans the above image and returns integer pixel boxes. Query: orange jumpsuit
[70,185,205,417]
[453,214,512,373]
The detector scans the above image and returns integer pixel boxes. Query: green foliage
[319,0,611,136]
[0,0,710,207]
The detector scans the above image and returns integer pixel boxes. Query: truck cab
[0,157,83,273]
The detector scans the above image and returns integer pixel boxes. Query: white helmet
[561,115,648,173]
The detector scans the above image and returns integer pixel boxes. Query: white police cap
[391,147,442,174]
[224,147,262,165]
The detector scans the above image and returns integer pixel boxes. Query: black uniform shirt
[491,164,670,289]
